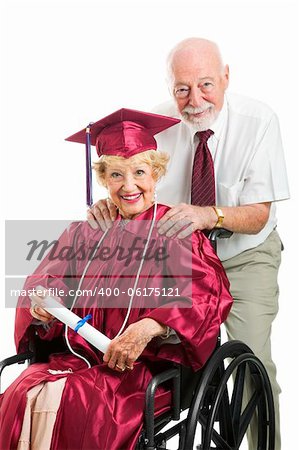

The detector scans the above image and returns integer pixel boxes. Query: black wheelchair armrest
[0,335,67,392]
[144,366,181,449]
[0,351,34,390]
[0,352,34,374]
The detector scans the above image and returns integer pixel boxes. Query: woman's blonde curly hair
[93,150,169,187]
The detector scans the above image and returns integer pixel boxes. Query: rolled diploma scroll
[43,296,111,353]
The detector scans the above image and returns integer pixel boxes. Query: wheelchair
[0,229,275,450]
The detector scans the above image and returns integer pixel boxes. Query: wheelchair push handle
[207,228,233,251]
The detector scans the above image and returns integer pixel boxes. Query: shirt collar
[209,94,228,141]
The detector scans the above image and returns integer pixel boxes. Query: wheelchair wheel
[183,341,275,450]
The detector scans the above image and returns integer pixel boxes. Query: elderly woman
[0,109,232,450]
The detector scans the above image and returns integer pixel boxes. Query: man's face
[170,52,229,130]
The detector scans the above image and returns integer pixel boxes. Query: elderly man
[89,38,289,449]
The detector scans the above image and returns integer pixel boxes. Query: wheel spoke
[231,362,246,434]
[237,389,262,446]
[197,412,232,450]
[218,385,235,443]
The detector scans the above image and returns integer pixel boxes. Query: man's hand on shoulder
[156,202,271,238]
[157,203,217,239]
[87,198,118,231]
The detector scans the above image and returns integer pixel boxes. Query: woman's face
[105,157,156,219]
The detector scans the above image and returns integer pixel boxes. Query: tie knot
[198,129,214,143]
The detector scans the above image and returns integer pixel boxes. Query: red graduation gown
[0,204,232,449]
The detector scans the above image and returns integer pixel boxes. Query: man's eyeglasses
[174,88,190,99]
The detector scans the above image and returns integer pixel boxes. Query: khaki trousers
[222,229,282,450]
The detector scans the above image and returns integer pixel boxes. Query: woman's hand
[29,286,55,323]
[103,318,167,372]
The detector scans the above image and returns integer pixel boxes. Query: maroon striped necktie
[191,129,215,206]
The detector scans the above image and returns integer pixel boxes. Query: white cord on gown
[114,200,158,338]
[64,229,109,369]
[64,201,158,368]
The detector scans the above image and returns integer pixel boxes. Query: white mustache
[183,103,213,114]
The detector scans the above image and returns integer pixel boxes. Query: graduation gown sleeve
[14,221,102,354]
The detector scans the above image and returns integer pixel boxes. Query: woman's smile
[120,192,143,203]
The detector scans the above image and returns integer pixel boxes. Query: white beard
[181,103,219,131]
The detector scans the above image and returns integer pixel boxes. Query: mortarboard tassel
[85,123,93,208]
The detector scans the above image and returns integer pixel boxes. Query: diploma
[43,296,111,353]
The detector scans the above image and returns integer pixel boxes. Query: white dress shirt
[152,93,290,261]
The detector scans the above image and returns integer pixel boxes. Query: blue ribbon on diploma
[74,314,92,333]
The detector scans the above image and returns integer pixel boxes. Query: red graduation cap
[65,108,180,207]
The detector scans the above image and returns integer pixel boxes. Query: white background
[1,0,299,447]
